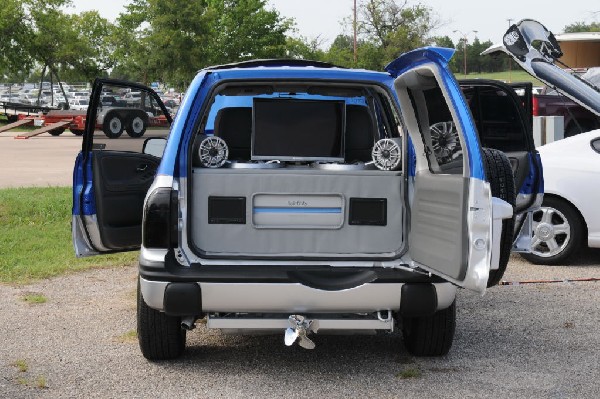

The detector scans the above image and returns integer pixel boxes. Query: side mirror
[143,137,167,158]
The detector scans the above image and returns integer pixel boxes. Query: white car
[70,98,89,111]
[522,130,600,264]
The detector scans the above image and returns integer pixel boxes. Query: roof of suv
[200,59,392,84]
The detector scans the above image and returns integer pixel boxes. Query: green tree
[430,36,459,72]
[359,0,439,56]
[0,0,114,89]
[0,0,32,79]
[285,36,326,61]
[326,0,440,70]
[114,0,292,88]
[564,21,600,33]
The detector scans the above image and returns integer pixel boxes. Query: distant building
[556,32,600,68]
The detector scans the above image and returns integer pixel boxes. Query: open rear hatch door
[482,19,600,117]
[387,48,512,294]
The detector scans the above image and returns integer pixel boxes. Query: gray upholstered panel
[191,167,404,257]
[408,172,468,280]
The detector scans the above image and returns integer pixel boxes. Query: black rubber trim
[139,251,445,285]
[163,283,202,316]
[399,283,438,317]
[287,270,378,291]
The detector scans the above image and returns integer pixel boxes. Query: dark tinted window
[463,85,527,152]
[410,87,463,174]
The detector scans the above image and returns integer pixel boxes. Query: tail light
[532,96,539,116]
[142,188,178,248]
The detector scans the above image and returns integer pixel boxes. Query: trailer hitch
[284,315,318,349]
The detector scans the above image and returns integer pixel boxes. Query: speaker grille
[197,135,229,168]
[208,196,246,224]
[349,198,387,226]
[372,138,402,171]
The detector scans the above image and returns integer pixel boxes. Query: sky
[71,0,600,46]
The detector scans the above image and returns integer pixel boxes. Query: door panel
[92,151,160,249]
[72,78,172,257]
[409,173,468,280]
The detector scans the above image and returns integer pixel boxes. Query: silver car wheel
[530,206,571,258]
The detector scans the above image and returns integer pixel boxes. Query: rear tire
[70,129,84,136]
[137,280,186,360]
[401,301,456,356]
[102,112,124,138]
[126,113,148,138]
[482,148,516,287]
[49,128,65,136]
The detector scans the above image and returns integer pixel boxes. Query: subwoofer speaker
[371,137,402,171]
[194,134,229,168]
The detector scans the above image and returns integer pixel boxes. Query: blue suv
[72,48,542,359]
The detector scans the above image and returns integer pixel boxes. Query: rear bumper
[139,249,456,316]
[140,278,457,315]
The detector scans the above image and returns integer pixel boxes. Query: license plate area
[252,194,344,229]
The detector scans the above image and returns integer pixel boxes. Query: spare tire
[482,148,516,287]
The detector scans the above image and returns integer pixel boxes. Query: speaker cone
[196,135,229,168]
[372,138,402,171]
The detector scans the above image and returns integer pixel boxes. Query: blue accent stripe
[253,207,342,214]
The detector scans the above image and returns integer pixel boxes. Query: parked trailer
[96,107,169,139]
[1,107,168,139]
[0,101,53,123]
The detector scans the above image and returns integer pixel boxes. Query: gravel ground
[1,251,599,398]
[3,120,599,397]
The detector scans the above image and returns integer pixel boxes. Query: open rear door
[387,48,502,293]
[72,79,172,257]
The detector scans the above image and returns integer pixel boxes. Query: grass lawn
[460,69,543,85]
[0,187,138,284]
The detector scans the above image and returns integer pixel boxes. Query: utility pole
[353,0,358,64]
[507,19,514,82]
[453,30,478,77]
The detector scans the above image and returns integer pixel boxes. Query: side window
[462,85,528,152]
[410,86,463,174]
[89,83,172,155]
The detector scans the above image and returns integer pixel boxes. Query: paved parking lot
[1,130,599,398]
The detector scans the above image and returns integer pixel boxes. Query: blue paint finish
[384,47,455,77]
[442,70,485,180]
[157,48,485,182]
[72,151,96,216]
[253,207,342,214]
[519,152,544,195]
[157,71,211,179]
[72,152,84,215]
[407,136,416,177]
[385,47,485,180]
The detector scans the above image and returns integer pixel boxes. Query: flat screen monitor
[251,98,345,162]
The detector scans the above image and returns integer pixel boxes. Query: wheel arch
[543,193,588,238]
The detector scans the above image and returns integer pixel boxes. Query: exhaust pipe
[181,316,197,331]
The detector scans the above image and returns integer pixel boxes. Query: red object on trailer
[5,108,169,138]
